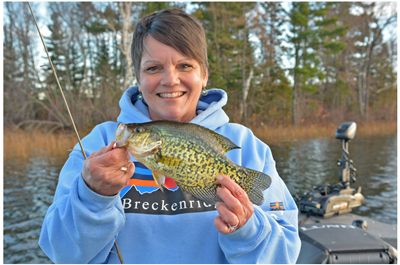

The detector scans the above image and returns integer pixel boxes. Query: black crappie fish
[115,121,271,205]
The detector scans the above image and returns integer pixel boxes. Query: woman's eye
[146,66,159,72]
[179,64,193,70]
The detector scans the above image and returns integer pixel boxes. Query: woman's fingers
[214,175,254,234]
[93,142,131,169]
[82,141,135,196]
[217,175,252,208]
[214,202,240,233]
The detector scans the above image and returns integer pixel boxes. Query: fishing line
[27,2,86,159]
[27,3,124,263]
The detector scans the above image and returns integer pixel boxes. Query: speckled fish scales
[115,120,272,205]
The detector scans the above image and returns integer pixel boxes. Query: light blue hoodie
[39,86,301,263]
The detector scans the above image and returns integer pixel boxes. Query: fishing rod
[27,3,124,264]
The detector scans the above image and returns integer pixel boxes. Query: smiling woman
[38,8,301,264]
[138,36,208,122]
[132,8,209,123]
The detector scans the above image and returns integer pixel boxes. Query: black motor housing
[296,223,397,264]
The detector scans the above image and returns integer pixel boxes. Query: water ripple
[4,157,64,264]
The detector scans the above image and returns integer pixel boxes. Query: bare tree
[4,2,42,128]
[101,2,140,89]
[352,2,397,121]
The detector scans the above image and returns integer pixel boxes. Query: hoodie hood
[117,86,230,130]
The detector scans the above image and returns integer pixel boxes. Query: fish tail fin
[241,169,271,206]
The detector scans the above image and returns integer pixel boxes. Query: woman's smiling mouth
[158,92,185,98]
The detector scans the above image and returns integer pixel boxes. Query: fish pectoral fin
[152,171,166,192]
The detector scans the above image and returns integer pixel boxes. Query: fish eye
[134,127,143,133]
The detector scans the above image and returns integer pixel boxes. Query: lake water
[3,134,397,263]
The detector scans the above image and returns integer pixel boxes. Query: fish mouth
[158,92,185,99]
[115,123,131,147]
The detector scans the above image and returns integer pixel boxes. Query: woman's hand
[214,175,254,234]
[82,141,135,196]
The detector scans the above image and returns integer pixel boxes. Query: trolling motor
[336,122,357,189]
[298,122,365,218]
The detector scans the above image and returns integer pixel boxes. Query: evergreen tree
[318,2,353,117]
[252,2,292,125]
[193,2,257,123]
[285,2,349,125]
[45,4,68,87]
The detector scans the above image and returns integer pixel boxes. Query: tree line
[3,2,397,133]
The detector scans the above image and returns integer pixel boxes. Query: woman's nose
[161,69,180,87]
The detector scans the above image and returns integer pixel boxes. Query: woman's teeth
[159,92,184,98]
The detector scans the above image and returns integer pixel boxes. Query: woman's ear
[202,70,209,88]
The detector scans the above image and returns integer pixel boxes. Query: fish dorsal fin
[207,130,240,153]
[145,121,240,154]
[176,122,240,154]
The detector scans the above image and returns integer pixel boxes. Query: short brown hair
[131,8,208,83]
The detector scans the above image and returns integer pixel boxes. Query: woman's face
[138,36,208,123]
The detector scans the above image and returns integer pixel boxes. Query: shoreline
[4,121,397,160]
[252,121,397,145]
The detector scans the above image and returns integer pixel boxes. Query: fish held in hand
[115,121,271,205]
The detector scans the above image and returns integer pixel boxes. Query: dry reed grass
[4,130,78,160]
[252,121,397,145]
[3,121,397,160]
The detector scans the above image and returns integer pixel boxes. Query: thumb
[89,141,115,158]
[106,141,116,151]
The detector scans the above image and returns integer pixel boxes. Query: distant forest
[3,2,397,133]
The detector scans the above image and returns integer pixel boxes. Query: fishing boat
[294,122,397,264]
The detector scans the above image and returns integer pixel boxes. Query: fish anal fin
[183,185,221,205]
